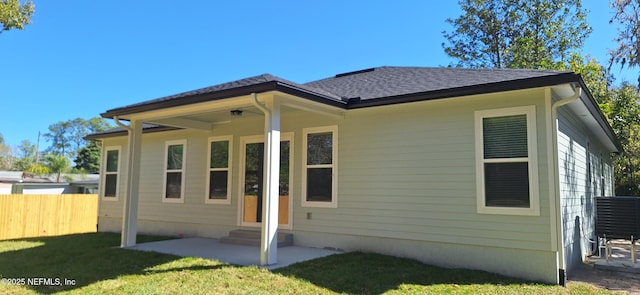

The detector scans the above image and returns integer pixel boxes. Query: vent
[335,68,376,78]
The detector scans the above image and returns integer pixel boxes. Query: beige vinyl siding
[97,111,340,236]
[135,127,250,233]
[98,89,554,251]
[95,89,562,283]
[101,89,551,250]
[295,88,553,251]
[556,107,614,271]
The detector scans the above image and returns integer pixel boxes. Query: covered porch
[102,80,345,266]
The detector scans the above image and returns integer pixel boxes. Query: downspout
[250,93,279,266]
[550,84,581,286]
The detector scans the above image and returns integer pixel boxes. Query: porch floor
[590,239,640,273]
[127,237,343,270]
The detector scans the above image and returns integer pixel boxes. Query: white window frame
[163,139,187,203]
[101,145,121,201]
[205,135,233,204]
[302,126,338,208]
[475,106,539,216]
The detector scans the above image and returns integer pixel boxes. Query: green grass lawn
[0,233,615,294]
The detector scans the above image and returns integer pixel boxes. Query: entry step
[220,229,293,247]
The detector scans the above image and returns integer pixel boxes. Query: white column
[121,120,143,247]
[260,97,280,265]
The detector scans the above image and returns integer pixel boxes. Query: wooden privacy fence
[0,194,98,240]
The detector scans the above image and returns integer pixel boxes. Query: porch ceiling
[111,91,344,132]
[147,104,300,131]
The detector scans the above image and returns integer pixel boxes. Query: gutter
[550,84,581,286]
[113,116,132,131]
[250,92,271,116]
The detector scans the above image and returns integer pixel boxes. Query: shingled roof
[102,74,345,118]
[306,66,576,102]
[101,66,580,117]
[90,66,622,151]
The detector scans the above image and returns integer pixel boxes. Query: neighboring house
[87,66,621,285]
[0,171,99,194]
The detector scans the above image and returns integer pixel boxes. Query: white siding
[0,183,11,194]
[556,107,615,274]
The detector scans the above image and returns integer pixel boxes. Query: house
[0,171,99,194]
[87,66,621,285]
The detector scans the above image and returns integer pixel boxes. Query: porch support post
[120,119,143,247]
[252,94,280,265]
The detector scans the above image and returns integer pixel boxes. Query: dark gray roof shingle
[305,66,574,101]
[104,74,343,117]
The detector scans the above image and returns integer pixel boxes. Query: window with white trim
[163,140,186,203]
[302,126,338,208]
[475,106,539,215]
[102,146,120,200]
[206,136,232,204]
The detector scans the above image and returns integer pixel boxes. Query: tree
[12,140,36,171]
[0,132,8,169]
[44,153,69,182]
[0,144,12,170]
[599,84,640,195]
[442,0,517,68]
[442,0,591,69]
[74,141,101,173]
[609,0,640,83]
[0,0,34,34]
[44,121,71,157]
[556,53,613,104]
[44,117,112,160]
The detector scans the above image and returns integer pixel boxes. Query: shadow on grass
[0,232,222,294]
[274,252,537,294]
[1,234,548,294]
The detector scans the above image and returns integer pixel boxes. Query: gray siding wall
[557,107,615,274]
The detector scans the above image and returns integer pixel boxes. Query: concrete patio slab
[127,237,343,269]
[592,240,640,274]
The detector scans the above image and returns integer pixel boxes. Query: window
[102,146,120,200]
[475,106,539,215]
[206,136,232,204]
[302,126,338,208]
[163,140,186,203]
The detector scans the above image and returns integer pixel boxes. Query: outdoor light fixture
[230,109,243,116]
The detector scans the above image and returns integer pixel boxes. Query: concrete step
[220,229,293,247]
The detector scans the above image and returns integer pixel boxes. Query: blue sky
[0,0,636,148]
